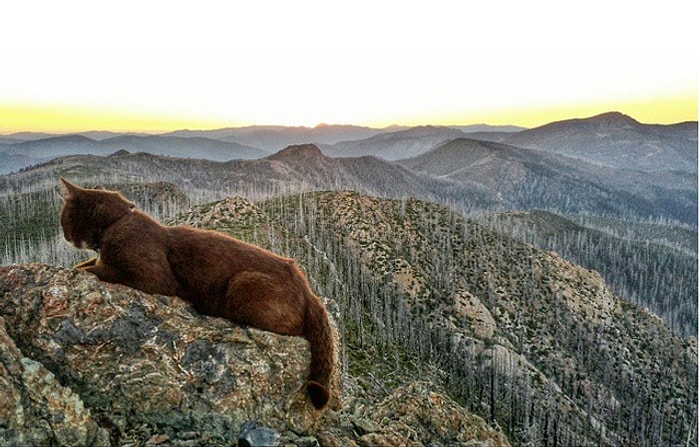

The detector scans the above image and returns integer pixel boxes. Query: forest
[0,115,697,446]
[0,176,696,446]
[482,211,698,337]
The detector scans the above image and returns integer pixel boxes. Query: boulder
[0,263,340,446]
[0,262,511,446]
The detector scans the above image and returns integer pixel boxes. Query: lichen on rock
[0,263,341,446]
[0,315,110,447]
[0,262,514,446]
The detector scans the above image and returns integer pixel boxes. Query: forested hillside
[175,191,697,446]
[482,210,698,336]
[0,115,697,446]
[1,144,695,344]
[2,181,695,445]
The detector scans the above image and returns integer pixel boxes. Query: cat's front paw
[74,257,98,269]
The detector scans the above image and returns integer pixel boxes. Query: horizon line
[1,110,697,138]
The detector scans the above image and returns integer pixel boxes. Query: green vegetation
[484,210,698,336]
[0,182,696,447]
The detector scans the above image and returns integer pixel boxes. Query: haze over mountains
[0,111,697,446]
[1,112,696,330]
[4,112,694,223]
[1,111,697,340]
[0,122,527,174]
[505,111,697,172]
[0,134,266,174]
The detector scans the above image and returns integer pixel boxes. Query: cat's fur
[59,178,334,409]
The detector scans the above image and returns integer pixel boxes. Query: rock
[356,382,510,447]
[238,421,280,447]
[296,435,321,447]
[451,289,497,339]
[0,315,110,447]
[0,262,513,446]
[351,418,380,436]
[0,263,341,446]
[145,433,170,445]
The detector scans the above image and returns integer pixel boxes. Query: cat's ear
[95,185,107,191]
[59,177,80,201]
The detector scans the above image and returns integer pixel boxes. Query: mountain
[0,152,48,175]
[0,143,501,211]
[0,135,267,175]
[504,111,698,173]
[164,123,395,152]
[0,131,58,141]
[261,191,696,446]
[398,137,698,224]
[260,192,699,445]
[321,125,468,160]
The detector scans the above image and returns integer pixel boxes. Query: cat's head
[59,178,135,250]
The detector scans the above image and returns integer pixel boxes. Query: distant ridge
[322,125,468,160]
[163,124,391,152]
[504,111,698,172]
[0,134,267,174]
[2,111,696,175]
[399,137,697,224]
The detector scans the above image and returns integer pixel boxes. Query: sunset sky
[1,2,697,134]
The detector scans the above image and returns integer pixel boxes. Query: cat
[59,177,334,410]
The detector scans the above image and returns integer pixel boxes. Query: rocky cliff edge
[0,263,510,447]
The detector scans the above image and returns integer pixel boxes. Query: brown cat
[59,178,334,410]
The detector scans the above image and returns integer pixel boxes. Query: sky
[0,1,697,134]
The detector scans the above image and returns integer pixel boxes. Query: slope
[322,125,467,160]
[255,191,697,447]
[399,137,697,224]
[0,134,267,174]
[504,111,698,173]
[482,210,698,336]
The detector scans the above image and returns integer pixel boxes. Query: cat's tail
[302,290,334,410]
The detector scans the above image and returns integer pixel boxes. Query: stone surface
[0,315,110,447]
[356,382,510,447]
[238,421,280,447]
[0,263,340,446]
[0,263,511,446]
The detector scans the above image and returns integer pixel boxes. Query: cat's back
[166,224,293,272]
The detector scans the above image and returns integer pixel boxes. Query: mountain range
[1,189,695,446]
[0,134,266,174]
[0,124,696,337]
[0,123,527,174]
[1,113,695,223]
[504,111,697,172]
[0,111,697,446]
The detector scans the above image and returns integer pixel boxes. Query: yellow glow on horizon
[0,53,696,134]
[0,103,241,135]
[430,93,699,129]
[0,92,696,135]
